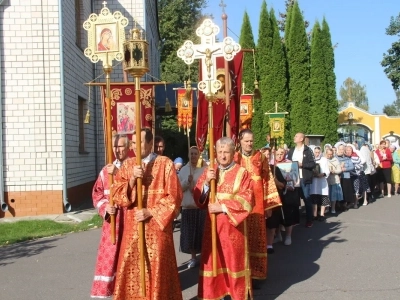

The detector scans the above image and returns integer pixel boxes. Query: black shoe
[313,216,319,221]
[267,248,275,254]
[318,216,326,222]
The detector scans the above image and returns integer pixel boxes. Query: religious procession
[1,1,400,300]
[83,2,400,300]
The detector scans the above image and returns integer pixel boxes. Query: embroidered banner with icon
[100,84,154,156]
[176,88,193,133]
[240,94,253,129]
[195,52,243,152]
[268,113,285,139]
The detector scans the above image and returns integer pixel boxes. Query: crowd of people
[89,129,400,300]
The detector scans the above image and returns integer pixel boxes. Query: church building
[0,0,160,218]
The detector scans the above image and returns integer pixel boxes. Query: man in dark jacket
[287,133,316,228]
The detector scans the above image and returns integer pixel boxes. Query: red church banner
[240,94,253,129]
[196,52,243,152]
[100,84,154,156]
[176,88,193,133]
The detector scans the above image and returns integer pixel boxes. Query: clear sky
[203,0,398,114]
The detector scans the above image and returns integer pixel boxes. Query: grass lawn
[0,214,103,246]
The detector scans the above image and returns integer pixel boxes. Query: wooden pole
[208,101,218,276]
[104,60,116,245]
[222,13,231,138]
[135,76,146,297]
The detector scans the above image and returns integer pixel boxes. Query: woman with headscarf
[360,142,375,204]
[345,144,366,208]
[326,148,343,214]
[178,146,206,268]
[310,146,330,221]
[323,144,332,157]
[267,147,300,252]
[174,157,184,174]
[392,144,400,195]
[336,144,355,211]
[375,140,393,197]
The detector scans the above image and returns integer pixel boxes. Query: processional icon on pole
[83,1,128,246]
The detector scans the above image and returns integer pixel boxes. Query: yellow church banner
[269,113,285,139]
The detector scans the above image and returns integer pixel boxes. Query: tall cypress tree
[239,11,256,91]
[286,1,310,139]
[321,18,338,144]
[238,12,259,145]
[269,9,290,145]
[310,21,328,136]
[256,0,273,148]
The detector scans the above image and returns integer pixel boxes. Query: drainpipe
[0,0,8,212]
[58,0,71,212]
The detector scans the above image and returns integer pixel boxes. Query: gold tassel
[165,97,172,112]
[253,80,261,100]
[84,110,90,124]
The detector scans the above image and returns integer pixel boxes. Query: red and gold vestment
[91,165,124,298]
[193,163,254,300]
[234,151,281,279]
[111,156,183,300]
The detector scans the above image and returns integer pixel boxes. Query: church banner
[176,88,193,133]
[269,113,285,139]
[196,51,243,152]
[240,94,253,129]
[100,84,154,156]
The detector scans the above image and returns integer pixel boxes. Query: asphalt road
[1,195,400,300]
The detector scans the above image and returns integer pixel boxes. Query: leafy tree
[383,90,400,116]
[286,1,311,140]
[321,18,338,144]
[158,0,207,82]
[156,114,196,161]
[338,78,369,111]
[381,13,400,91]
[256,1,273,148]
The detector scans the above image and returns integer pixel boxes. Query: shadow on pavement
[0,236,63,267]
[255,218,347,299]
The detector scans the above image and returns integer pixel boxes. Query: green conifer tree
[238,12,259,146]
[256,1,273,149]
[268,9,290,146]
[239,12,256,91]
[321,18,338,144]
[286,1,310,140]
[310,21,328,136]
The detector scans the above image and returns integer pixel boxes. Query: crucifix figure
[197,48,221,77]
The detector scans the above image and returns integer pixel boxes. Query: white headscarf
[334,141,346,149]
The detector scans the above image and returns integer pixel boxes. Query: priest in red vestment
[193,137,254,300]
[111,128,183,300]
[90,134,129,298]
[234,129,281,286]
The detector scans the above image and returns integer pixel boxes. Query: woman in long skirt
[178,146,206,268]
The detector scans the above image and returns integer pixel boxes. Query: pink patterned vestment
[90,164,124,298]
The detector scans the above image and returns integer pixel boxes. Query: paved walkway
[1,195,400,299]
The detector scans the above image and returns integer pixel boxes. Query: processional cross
[177,19,241,100]
[177,18,241,277]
